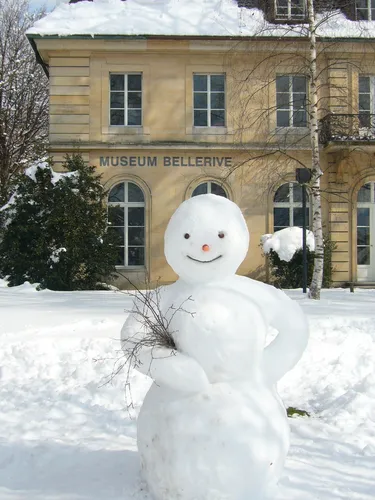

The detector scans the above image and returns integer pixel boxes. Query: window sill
[275,127,309,135]
[107,126,145,136]
[192,126,228,135]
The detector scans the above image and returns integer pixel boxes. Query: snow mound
[27,0,375,39]
[261,227,315,262]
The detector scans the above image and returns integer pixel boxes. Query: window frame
[276,74,308,129]
[273,181,310,232]
[193,73,226,128]
[274,0,306,21]
[359,75,375,128]
[107,181,146,268]
[109,73,142,127]
[356,0,375,20]
[191,181,228,198]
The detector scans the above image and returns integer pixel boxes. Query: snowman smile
[187,255,223,263]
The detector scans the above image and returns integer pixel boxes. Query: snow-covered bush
[261,228,334,289]
[0,154,118,290]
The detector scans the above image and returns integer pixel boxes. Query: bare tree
[226,0,365,299]
[0,0,48,206]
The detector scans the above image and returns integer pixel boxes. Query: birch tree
[0,0,48,206]
[227,0,358,299]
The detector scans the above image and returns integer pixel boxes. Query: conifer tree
[0,154,118,290]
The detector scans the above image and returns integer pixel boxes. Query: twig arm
[121,311,210,394]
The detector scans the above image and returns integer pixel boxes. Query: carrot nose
[202,244,210,252]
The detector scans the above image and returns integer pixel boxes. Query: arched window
[192,181,228,198]
[108,181,145,267]
[273,182,309,232]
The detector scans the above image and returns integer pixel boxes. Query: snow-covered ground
[0,280,374,499]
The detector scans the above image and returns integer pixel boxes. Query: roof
[26,0,375,39]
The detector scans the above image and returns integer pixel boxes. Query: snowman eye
[184,233,190,239]
[218,232,225,239]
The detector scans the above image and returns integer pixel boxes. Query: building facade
[28,0,375,287]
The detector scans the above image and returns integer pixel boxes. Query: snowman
[121,194,309,500]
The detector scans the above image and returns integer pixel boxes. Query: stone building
[27,0,375,287]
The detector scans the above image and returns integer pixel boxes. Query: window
[275,0,306,20]
[276,75,307,128]
[356,0,375,20]
[273,182,309,232]
[108,182,145,267]
[192,181,228,198]
[359,76,375,128]
[193,74,225,127]
[110,74,142,126]
[357,182,375,266]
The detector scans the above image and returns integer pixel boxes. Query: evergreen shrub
[267,236,335,289]
[0,154,118,290]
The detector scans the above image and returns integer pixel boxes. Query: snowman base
[137,380,289,500]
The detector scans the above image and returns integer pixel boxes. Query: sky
[29,0,60,13]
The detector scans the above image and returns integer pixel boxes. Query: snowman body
[137,280,290,500]
[121,194,308,500]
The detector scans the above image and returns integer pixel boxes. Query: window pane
[276,93,289,109]
[128,247,145,266]
[128,109,142,126]
[357,207,370,226]
[292,183,303,202]
[293,110,307,127]
[128,183,144,202]
[192,183,208,196]
[211,93,225,109]
[357,227,370,246]
[110,110,124,126]
[128,207,145,226]
[358,246,370,265]
[110,93,124,109]
[293,207,309,227]
[108,183,124,203]
[194,93,208,109]
[359,94,371,111]
[357,8,369,20]
[110,74,124,91]
[128,92,142,109]
[210,183,227,197]
[274,207,290,228]
[194,110,208,126]
[276,76,289,93]
[274,183,290,202]
[293,95,306,109]
[128,74,142,91]
[115,247,125,266]
[277,110,290,127]
[358,183,371,202]
[108,226,125,245]
[359,77,370,93]
[210,75,225,92]
[293,76,307,93]
[108,206,124,226]
[128,227,145,246]
[194,75,207,91]
[211,110,225,127]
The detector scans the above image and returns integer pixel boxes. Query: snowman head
[164,194,249,283]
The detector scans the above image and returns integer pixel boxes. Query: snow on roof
[261,227,315,262]
[27,0,375,39]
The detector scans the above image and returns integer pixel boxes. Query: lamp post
[296,168,312,293]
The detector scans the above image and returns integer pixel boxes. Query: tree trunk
[307,0,324,299]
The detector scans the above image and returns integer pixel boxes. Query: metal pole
[302,185,307,293]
